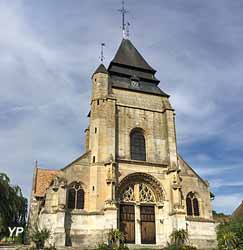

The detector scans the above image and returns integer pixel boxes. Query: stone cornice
[186,216,215,223]
[117,159,168,167]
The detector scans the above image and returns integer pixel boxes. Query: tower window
[93,156,96,163]
[130,128,146,161]
[97,100,99,105]
[186,192,200,217]
[67,183,84,209]
[95,127,97,133]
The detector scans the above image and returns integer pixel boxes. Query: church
[29,37,217,249]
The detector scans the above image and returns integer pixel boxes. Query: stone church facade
[29,39,216,249]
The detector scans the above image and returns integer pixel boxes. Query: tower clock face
[131,80,139,88]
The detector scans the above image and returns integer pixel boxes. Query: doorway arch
[118,173,165,244]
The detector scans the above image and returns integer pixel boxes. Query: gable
[61,151,90,171]
[178,154,209,188]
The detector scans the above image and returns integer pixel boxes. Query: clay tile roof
[34,168,60,197]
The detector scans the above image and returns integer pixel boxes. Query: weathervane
[118,0,129,39]
[99,43,105,63]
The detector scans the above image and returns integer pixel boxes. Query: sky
[0,0,242,215]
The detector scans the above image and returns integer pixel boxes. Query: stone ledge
[186,216,215,223]
[117,159,168,167]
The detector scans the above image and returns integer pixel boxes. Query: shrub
[30,226,50,250]
[217,220,243,250]
[96,243,110,250]
[117,245,129,250]
[170,229,189,248]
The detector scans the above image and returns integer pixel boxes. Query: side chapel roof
[33,168,60,197]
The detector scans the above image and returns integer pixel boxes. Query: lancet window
[130,129,146,161]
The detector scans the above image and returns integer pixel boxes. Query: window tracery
[139,183,155,203]
[186,192,200,216]
[67,182,84,209]
[120,183,155,203]
[121,185,135,202]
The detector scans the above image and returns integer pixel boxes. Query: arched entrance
[118,173,164,245]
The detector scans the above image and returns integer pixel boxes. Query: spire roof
[107,39,169,97]
[93,63,108,76]
[109,39,155,72]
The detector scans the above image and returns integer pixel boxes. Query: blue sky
[0,0,242,214]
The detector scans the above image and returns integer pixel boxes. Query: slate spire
[93,63,108,76]
[107,38,169,97]
[109,39,155,72]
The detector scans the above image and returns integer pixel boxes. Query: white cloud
[213,193,243,214]
[211,179,243,189]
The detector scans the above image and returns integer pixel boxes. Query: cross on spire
[118,0,129,39]
[99,43,105,63]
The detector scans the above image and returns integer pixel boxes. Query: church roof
[110,39,155,72]
[34,168,59,197]
[232,201,243,219]
[93,63,108,76]
[108,39,169,97]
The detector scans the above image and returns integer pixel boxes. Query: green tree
[0,172,28,241]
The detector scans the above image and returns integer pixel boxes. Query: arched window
[186,192,200,216]
[130,129,146,161]
[67,182,84,209]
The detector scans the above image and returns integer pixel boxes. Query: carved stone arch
[117,172,165,203]
[129,127,146,136]
[67,180,87,192]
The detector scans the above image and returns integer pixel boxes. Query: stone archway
[117,172,165,204]
[117,173,165,245]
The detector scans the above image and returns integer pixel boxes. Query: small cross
[100,43,105,63]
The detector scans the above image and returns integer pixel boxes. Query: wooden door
[120,204,135,243]
[140,205,156,244]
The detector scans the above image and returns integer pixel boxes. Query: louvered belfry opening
[130,128,146,161]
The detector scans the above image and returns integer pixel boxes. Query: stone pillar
[165,109,178,168]
[105,161,117,210]
[135,204,141,244]
[54,211,66,247]
[54,178,67,247]
[155,206,165,245]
